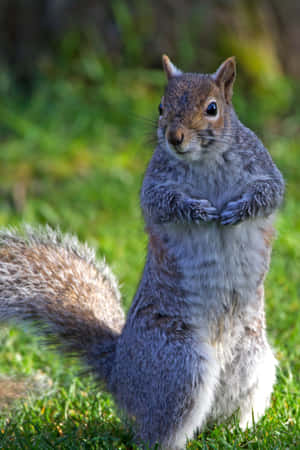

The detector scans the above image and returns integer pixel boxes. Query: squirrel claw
[220,199,247,225]
[220,216,241,226]
[189,200,219,223]
[204,209,220,221]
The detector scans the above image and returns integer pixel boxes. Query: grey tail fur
[0,226,125,384]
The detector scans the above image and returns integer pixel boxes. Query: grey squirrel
[0,56,284,449]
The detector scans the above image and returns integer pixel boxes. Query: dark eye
[206,101,218,116]
[158,102,163,115]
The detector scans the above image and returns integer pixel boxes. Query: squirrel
[0,56,284,449]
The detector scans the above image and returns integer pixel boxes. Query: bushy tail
[0,226,125,383]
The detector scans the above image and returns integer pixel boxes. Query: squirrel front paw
[187,199,219,223]
[220,196,250,225]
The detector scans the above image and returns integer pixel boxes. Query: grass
[0,61,299,448]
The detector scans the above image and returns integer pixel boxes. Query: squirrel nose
[168,129,184,147]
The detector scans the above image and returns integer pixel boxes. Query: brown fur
[262,224,276,248]
[160,75,229,153]
[148,229,176,268]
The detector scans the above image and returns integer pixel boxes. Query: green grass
[0,64,299,448]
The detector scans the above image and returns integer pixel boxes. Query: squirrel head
[158,55,236,161]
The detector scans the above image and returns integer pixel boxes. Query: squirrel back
[0,226,124,382]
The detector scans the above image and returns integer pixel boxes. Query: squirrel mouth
[174,146,191,155]
[166,135,215,156]
[165,138,190,155]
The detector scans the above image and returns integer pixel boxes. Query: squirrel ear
[162,54,183,80]
[213,57,236,103]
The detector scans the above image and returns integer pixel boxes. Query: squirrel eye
[206,101,218,116]
[158,103,163,116]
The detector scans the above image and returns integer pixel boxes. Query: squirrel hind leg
[238,345,277,429]
[137,355,219,450]
[115,330,220,449]
[170,354,219,449]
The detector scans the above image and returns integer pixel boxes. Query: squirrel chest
[145,153,274,315]
[158,217,273,301]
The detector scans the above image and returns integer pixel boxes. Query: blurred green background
[0,1,299,448]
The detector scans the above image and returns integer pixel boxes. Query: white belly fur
[163,215,273,310]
